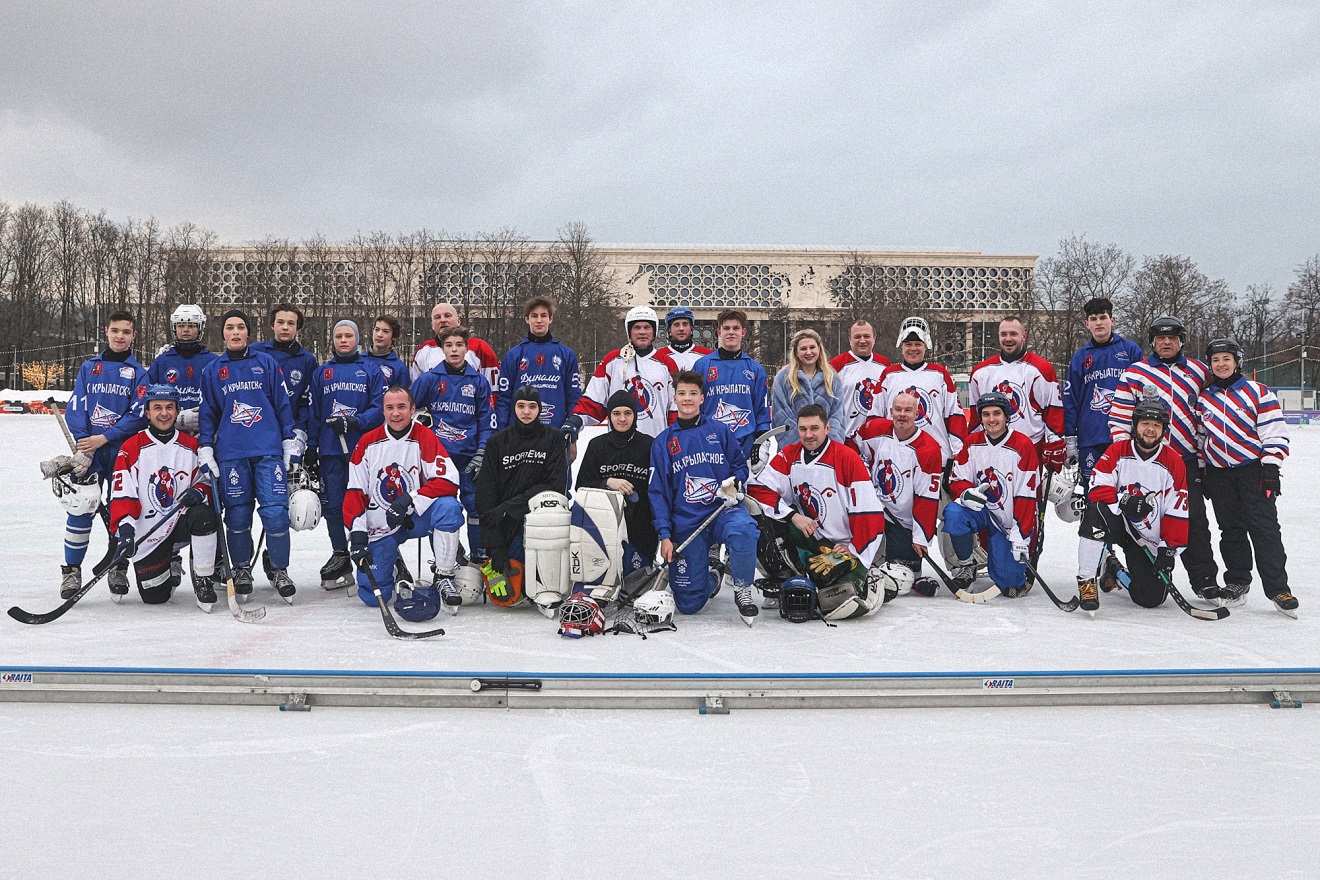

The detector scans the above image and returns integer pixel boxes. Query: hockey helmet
[454,564,486,605]
[1054,493,1084,523]
[975,390,1014,420]
[664,306,696,328]
[1130,393,1171,440]
[896,316,933,349]
[624,306,659,331]
[779,576,819,623]
[1205,336,1244,364]
[394,584,439,622]
[142,383,181,406]
[170,304,206,333]
[1047,464,1078,504]
[633,588,676,626]
[53,473,101,515]
[558,594,605,638]
[288,485,322,532]
[1147,315,1186,343]
[874,560,915,598]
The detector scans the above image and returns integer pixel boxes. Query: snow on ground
[4,415,1320,880]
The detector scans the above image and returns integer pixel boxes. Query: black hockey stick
[212,488,267,623]
[1138,544,1228,621]
[983,509,1080,612]
[357,555,445,639]
[621,492,738,605]
[9,493,188,625]
[1027,469,1052,586]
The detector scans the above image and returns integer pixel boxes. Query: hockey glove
[561,415,583,444]
[302,447,319,474]
[1011,534,1031,564]
[1118,491,1154,520]
[1154,546,1176,582]
[1041,437,1067,473]
[386,494,415,530]
[198,446,219,481]
[178,487,206,508]
[465,448,485,479]
[349,531,373,567]
[806,550,857,587]
[414,410,432,428]
[958,485,989,512]
[717,475,743,507]
[177,407,201,434]
[281,438,302,473]
[1064,435,1079,467]
[1261,463,1281,499]
[327,415,359,436]
[115,522,136,561]
[749,441,765,470]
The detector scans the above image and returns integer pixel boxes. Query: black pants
[883,518,923,574]
[1204,462,1289,597]
[133,506,219,604]
[1181,456,1219,590]
[1080,503,1166,609]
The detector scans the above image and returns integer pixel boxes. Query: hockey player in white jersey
[830,319,892,439]
[656,306,712,372]
[877,317,967,465]
[967,315,1066,472]
[410,301,501,388]
[566,306,679,442]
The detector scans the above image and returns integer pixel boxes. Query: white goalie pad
[570,487,628,602]
[817,574,883,621]
[524,492,572,608]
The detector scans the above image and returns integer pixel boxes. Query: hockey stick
[357,556,445,640]
[749,424,788,477]
[1027,469,1052,585]
[1138,543,1228,621]
[211,487,267,623]
[623,492,738,603]
[984,508,1080,612]
[923,554,997,604]
[10,491,192,625]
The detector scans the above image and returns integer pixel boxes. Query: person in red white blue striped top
[1194,337,1297,616]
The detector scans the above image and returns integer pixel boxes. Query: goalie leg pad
[524,492,572,607]
[570,487,627,602]
[816,566,872,620]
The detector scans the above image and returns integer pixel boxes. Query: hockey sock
[64,512,94,566]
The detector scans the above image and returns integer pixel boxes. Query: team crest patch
[90,404,120,428]
[794,482,826,521]
[432,419,468,444]
[377,463,410,504]
[707,366,718,382]
[874,459,904,501]
[1089,386,1116,413]
[288,369,302,385]
[92,363,103,375]
[119,366,136,380]
[185,365,194,378]
[684,475,719,504]
[381,365,393,379]
[536,354,545,366]
[901,386,932,423]
[626,375,653,415]
[519,358,529,371]
[218,367,228,381]
[148,467,178,510]
[854,377,881,413]
[461,385,475,397]
[230,400,263,427]
[668,436,682,456]
[1083,355,1094,370]
[166,369,179,383]
[251,366,264,375]
[438,381,447,394]
[978,467,1009,505]
[553,356,562,370]
[712,399,751,431]
[992,380,1027,419]
[323,368,334,381]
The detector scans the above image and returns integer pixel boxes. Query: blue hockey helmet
[665,306,696,327]
[394,584,440,622]
[142,384,181,405]
[779,576,819,624]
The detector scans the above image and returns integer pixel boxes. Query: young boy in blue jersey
[649,370,761,625]
[252,303,318,459]
[308,319,385,588]
[199,309,302,602]
[496,296,581,430]
[1063,298,1144,492]
[692,309,772,464]
[365,314,410,392]
[411,326,496,565]
[147,304,220,436]
[57,311,149,599]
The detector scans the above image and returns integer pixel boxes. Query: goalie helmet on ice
[558,594,605,638]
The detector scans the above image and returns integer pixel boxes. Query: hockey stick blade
[359,559,445,639]
[924,555,992,604]
[1024,561,1081,612]
[1135,545,1228,620]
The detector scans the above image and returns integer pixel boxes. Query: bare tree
[1286,256,1320,390]
[1118,254,1227,356]
[1032,235,1135,371]
[549,222,623,373]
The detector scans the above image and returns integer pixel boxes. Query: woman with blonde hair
[772,328,846,445]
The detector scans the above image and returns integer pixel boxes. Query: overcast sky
[3,1,1318,295]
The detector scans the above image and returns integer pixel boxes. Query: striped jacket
[1108,354,1209,460]
[1196,376,1289,468]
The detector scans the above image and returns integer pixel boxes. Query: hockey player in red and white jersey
[830,319,892,439]
[749,403,887,618]
[967,316,1066,472]
[108,384,219,610]
[1074,397,1188,613]
[410,301,501,389]
[656,306,712,373]
[344,386,467,620]
[849,391,944,595]
[877,317,967,464]
[565,306,678,441]
[941,391,1039,597]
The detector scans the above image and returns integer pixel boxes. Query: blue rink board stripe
[2,664,1320,680]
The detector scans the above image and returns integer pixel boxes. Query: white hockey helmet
[1054,494,1084,523]
[288,470,322,531]
[454,564,486,605]
[624,306,659,331]
[895,316,932,349]
[875,560,916,597]
[1047,464,1078,504]
[53,475,101,515]
[170,304,206,333]
[633,588,676,626]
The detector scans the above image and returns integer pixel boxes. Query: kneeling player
[108,385,219,609]
[749,404,885,620]
[941,392,1039,597]
[1074,398,1187,612]
[344,387,466,618]
[649,370,760,625]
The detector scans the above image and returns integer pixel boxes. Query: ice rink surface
[3,415,1319,878]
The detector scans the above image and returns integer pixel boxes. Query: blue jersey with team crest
[1064,333,1145,448]
[692,350,771,451]
[308,355,385,457]
[364,349,410,392]
[251,340,318,436]
[199,349,296,458]
[411,363,496,461]
[67,352,148,446]
[146,346,219,410]
[495,336,581,430]
[648,416,747,541]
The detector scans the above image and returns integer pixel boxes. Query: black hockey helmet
[778,576,818,624]
[1147,315,1187,343]
[975,390,1014,419]
[1130,394,1171,441]
[1205,337,1244,364]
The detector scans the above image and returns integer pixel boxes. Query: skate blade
[1275,606,1299,620]
[110,594,125,605]
[739,611,757,627]
[442,603,459,616]
[535,603,558,620]
[1085,609,1097,620]
[322,578,351,591]
[280,594,295,606]
[196,598,215,614]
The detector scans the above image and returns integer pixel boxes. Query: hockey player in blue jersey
[1063,297,1144,491]
[365,313,410,392]
[56,311,149,599]
[199,309,301,603]
[411,325,496,565]
[145,304,219,436]
[692,309,771,463]
[252,303,318,454]
[308,319,385,588]
[496,296,581,430]
[649,370,761,625]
